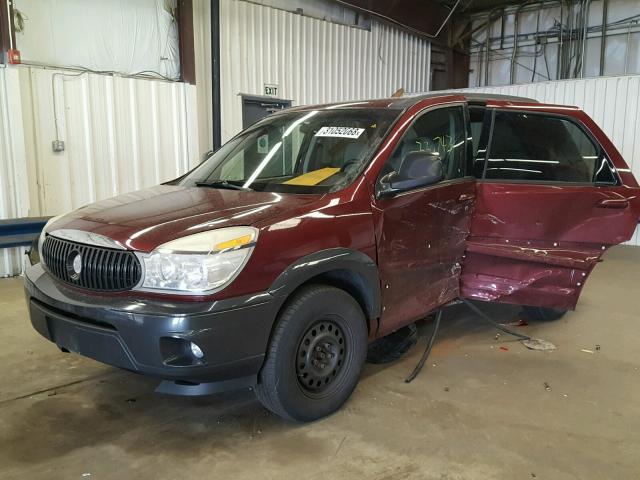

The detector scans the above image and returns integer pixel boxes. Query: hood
[53,185,322,252]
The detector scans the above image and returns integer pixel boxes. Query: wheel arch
[268,248,381,326]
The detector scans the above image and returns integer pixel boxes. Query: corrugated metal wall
[4,0,431,277]
[458,74,640,245]
[217,0,431,142]
[20,67,200,217]
[0,66,200,277]
[0,67,30,277]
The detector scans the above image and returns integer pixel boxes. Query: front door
[372,104,475,336]
[461,107,640,310]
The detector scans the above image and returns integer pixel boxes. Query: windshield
[176,108,400,194]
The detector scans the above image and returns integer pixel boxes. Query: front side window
[177,109,399,194]
[486,112,602,183]
[380,106,467,182]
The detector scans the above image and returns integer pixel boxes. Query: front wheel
[255,284,367,422]
[522,306,567,321]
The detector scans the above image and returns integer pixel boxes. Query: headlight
[37,214,65,265]
[135,226,258,295]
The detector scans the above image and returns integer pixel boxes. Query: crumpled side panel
[460,239,600,310]
[466,239,602,269]
[460,181,639,310]
[471,183,640,245]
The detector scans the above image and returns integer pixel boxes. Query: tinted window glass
[486,112,599,183]
[469,106,486,158]
[382,106,467,181]
[469,106,491,178]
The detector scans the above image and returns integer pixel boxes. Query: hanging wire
[471,4,640,86]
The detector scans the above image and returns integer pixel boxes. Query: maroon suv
[25,93,640,422]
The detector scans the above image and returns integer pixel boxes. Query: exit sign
[264,83,279,96]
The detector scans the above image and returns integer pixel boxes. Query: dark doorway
[242,95,292,129]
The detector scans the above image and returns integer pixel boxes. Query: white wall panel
[19,67,199,217]
[0,67,29,277]
[216,0,431,142]
[457,74,640,245]
[14,0,180,79]
[193,0,213,156]
[0,66,199,277]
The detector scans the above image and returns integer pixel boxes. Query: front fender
[268,248,381,321]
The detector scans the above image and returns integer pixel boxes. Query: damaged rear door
[461,106,640,310]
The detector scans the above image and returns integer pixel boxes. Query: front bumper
[24,264,280,392]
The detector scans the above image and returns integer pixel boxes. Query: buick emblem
[72,253,82,274]
[66,251,83,280]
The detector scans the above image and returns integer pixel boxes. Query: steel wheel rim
[296,319,346,394]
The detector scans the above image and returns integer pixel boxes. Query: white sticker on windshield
[315,127,365,139]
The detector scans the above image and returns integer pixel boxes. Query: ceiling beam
[331,0,455,44]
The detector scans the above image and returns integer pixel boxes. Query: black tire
[522,306,567,321]
[254,284,367,422]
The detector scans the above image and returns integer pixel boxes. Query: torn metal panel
[460,180,640,310]
[470,183,640,245]
[466,240,603,269]
[460,246,593,310]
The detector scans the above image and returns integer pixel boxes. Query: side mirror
[379,151,443,196]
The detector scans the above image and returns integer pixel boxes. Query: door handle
[458,193,474,202]
[596,199,629,209]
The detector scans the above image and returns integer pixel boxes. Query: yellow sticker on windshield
[283,167,341,186]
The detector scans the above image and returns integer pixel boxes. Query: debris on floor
[544,382,551,391]
[507,319,529,327]
[499,346,509,352]
[521,338,557,351]
[334,436,347,458]
[581,349,595,354]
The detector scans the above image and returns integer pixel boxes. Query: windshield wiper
[195,180,252,191]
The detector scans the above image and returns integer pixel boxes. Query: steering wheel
[341,159,360,173]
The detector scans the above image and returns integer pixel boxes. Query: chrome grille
[42,235,141,291]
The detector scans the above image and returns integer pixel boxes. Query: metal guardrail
[0,217,51,249]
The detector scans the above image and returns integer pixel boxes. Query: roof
[285,92,539,113]
[409,92,539,104]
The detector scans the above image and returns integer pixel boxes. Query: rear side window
[486,112,599,183]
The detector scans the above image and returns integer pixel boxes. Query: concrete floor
[1,246,639,479]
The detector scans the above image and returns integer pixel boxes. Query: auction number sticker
[315,127,365,139]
